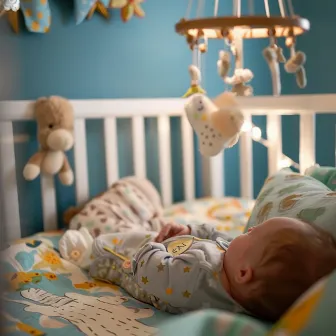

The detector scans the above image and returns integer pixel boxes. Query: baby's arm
[187,223,233,242]
[132,242,204,306]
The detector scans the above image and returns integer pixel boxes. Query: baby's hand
[155,222,191,243]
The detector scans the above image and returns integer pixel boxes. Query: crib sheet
[1,197,259,336]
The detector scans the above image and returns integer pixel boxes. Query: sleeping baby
[60,216,336,322]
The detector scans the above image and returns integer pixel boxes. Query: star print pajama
[89,223,248,315]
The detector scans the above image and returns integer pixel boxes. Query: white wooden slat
[240,114,253,199]
[0,122,21,241]
[74,119,89,204]
[132,116,146,179]
[202,152,224,198]
[299,113,316,174]
[181,115,195,201]
[158,115,172,207]
[104,117,119,187]
[267,114,282,175]
[41,175,58,232]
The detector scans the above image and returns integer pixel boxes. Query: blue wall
[0,0,335,237]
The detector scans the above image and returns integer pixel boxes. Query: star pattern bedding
[1,197,255,336]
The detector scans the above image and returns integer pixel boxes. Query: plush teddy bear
[23,96,75,186]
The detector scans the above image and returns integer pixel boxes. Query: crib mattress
[2,196,264,336]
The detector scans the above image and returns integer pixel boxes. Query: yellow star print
[141,276,149,285]
[112,238,121,245]
[213,271,218,279]
[183,290,191,298]
[183,267,191,273]
[140,260,145,267]
[157,263,165,272]
[166,288,173,295]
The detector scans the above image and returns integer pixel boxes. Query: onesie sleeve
[187,223,233,242]
[132,242,206,306]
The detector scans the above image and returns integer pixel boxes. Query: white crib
[0,94,335,244]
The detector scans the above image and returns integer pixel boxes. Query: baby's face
[224,217,308,276]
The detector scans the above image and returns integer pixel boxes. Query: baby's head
[224,217,336,322]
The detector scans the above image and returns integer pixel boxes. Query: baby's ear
[235,267,253,284]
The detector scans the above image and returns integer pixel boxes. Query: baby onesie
[89,223,248,315]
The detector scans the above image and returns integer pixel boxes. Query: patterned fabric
[1,197,256,336]
[306,166,336,191]
[164,197,254,239]
[158,310,269,336]
[244,168,336,239]
[20,0,51,33]
[269,269,336,336]
[69,176,165,237]
[89,226,245,315]
[74,0,110,25]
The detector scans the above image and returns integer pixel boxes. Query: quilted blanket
[1,197,258,336]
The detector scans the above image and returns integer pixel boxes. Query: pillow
[268,269,336,336]
[158,309,270,336]
[244,168,336,239]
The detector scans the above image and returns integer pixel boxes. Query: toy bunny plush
[185,92,244,157]
[23,96,75,185]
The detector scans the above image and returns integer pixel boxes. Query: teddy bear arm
[58,154,74,186]
[23,151,46,181]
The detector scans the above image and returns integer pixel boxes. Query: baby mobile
[0,0,145,33]
[176,0,309,169]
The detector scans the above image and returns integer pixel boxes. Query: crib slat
[0,122,21,241]
[240,114,253,198]
[104,117,119,187]
[181,115,195,201]
[267,115,282,175]
[299,113,316,174]
[132,116,146,179]
[158,115,172,206]
[74,119,89,204]
[41,175,58,231]
[202,152,224,198]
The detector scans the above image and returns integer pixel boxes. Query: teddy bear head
[34,96,74,151]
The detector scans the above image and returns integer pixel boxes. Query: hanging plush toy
[217,48,254,97]
[182,65,206,98]
[23,96,75,186]
[184,92,244,157]
[285,48,307,89]
[263,36,286,96]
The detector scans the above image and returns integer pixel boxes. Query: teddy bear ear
[34,97,48,118]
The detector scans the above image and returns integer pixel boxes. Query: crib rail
[0,98,192,241]
[1,94,336,242]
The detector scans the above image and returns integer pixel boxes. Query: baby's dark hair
[242,222,336,322]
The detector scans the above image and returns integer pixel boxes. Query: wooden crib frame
[0,94,335,243]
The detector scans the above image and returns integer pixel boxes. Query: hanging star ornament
[75,0,110,25]
[110,0,145,22]
[4,0,51,34]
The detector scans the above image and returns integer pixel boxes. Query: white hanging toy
[184,92,245,157]
[182,65,206,98]
[263,35,286,96]
[217,46,254,97]
[284,41,307,89]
